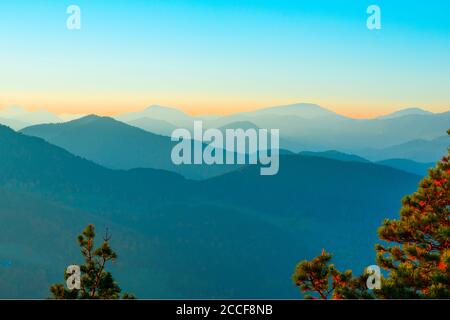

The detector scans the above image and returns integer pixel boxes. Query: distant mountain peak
[145,104,171,110]
[72,114,109,123]
[144,104,188,114]
[218,121,259,130]
[117,104,193,126]
[378,108,433,119]
[264,102,329,111]
[81,114,102,119]
[253,102,338,119]
[280,103,327,109]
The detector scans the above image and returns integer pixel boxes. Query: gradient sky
[0,0,449,118]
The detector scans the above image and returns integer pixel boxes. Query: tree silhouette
[50,224,135,299]
[293,129,449,299]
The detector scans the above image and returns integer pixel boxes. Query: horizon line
[0,102,448,121]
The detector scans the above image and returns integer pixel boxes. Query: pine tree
[375,130,450,298]
[293,129,449,299]
[292,250,372,299]
[49,224,135,299]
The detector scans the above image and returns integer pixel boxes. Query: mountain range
[114,104,450,163]
[115,104,449,153]
[19,114,444,179]
[0,102,447,298]
[20,115,240,180]
[2,103,448,165]
[0,124,425,298]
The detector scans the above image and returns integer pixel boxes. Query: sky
[0,0,449,118]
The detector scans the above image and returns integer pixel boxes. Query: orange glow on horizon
[1,93,448,120]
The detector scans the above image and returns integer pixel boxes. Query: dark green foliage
[50,225,135,299]
[375,141,450,298]
[292,250,373,299]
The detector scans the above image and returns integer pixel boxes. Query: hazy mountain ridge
[20,116,240,180]
[6,103,449,163]
[0,106,62,129]
[359,135,449,163]
[376,159,435,176]
[377,107,433,119]
[114,104,449,158]
[20,112,447,179]
[128,117,178,136]
[298,150,370,163]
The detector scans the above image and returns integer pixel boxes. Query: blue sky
[0,0,449,117]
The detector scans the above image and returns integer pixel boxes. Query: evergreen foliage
[50,224,135,299]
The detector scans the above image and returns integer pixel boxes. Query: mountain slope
[376,159,435,176]
[360,135,449,162]
[0,117,29,131]
[248,103,340,119]
[20,114,175,172]
[128,117,177,136]
[298,150,370,163]
[1,124,188,218]
[116,105,193,127]
[218,121,259,131]
[378,108,433,119]
[20,116,239,180]
[201,155,420,218]
[198,155,422,276]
